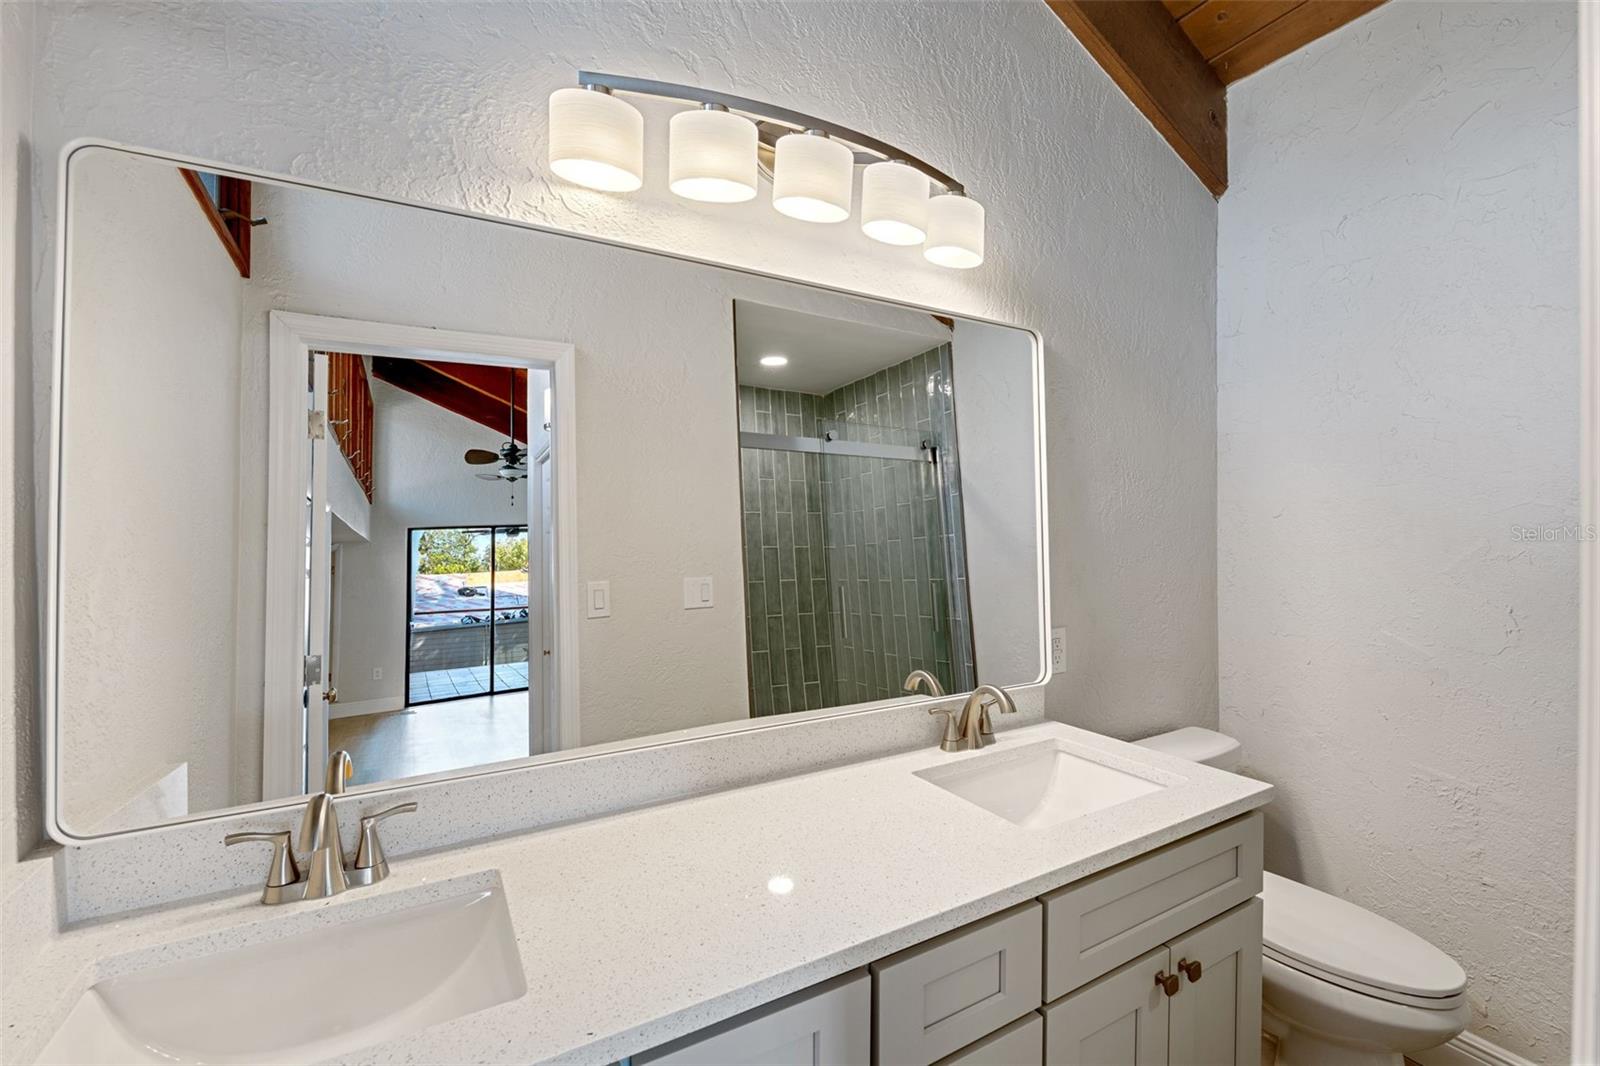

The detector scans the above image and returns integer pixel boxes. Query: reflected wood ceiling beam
[372,358,528,443]
[1047,0,1229,195]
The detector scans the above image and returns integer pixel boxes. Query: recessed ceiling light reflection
[767,874,795,895]
[759,354,789,368]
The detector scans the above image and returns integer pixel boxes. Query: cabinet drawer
[873,901,1043,1065]
[1042,813,1262,1000]
[934,1011,1044,1066]
[634,969,870,1066]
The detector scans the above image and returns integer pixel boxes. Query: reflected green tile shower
[737,344,976,717]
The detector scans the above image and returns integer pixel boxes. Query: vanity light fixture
[924,192,985,270]
[547,72,984,269]
[547,85,645,192]
[759,354,789,367]
[669,104,759,203]
[860,160,929,246]
[772,130,854,223]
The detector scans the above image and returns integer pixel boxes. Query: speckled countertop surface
[8,722,1271,1065]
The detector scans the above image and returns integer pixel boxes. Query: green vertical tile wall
[738,386,837,715]
[737,344,976,717]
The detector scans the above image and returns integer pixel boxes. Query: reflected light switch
[587,580,611,619]
[684,576,714,610]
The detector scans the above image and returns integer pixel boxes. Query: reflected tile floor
[329,691,529,786]
[407,663,529,704]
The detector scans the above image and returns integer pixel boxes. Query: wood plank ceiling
[1047,0,1386,195]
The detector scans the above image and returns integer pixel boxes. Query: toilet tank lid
[1262,872,1467,999]
[1133,727,1240,768]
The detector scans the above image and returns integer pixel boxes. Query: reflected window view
[406,526,531,705]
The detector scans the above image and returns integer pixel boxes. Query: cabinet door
[1167,898,1262,1066]
[633,969,870,1066]
[1043,945,1171,1066]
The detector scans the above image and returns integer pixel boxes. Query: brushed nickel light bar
[546,71,985,269]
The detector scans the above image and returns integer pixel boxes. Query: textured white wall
[2,0,40,873]
[335,380,529,708]
[58,150,245,831]
[1218,3,1579,1059]
[22,1,1220,771]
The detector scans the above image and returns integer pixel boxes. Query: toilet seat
[1263,873,1467,1011]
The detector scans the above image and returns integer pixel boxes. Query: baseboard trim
[328,696,405,720]
[1411,1031,1537,1066]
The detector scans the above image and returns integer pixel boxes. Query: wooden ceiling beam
[1206,0,1385,83]
[1047,0,1228,196]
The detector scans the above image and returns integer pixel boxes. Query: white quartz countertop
[8,721,1271,1065]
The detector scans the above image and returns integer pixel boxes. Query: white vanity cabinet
[1042,899,1262,1066]
[632,813,1264,1066]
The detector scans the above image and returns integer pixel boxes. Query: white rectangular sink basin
[38,885,526,1065]
[916,740,1166,829]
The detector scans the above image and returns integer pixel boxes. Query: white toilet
[1135,728,1471,1066]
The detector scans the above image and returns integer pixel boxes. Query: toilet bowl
[1134,728,1470,1066]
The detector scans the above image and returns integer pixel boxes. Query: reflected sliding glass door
[406,525,531,706]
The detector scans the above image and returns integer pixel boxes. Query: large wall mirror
[47,143,1046,839]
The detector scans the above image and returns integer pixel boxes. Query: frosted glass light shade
[548,87,644,192]
[924,193,985,269]
[772,132,853,223]
[860,161,929,246]
[669,107,758,203]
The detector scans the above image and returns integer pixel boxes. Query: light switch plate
[683,576,714,609]
[587,580,611,619]
[1051,628,1067,672]
[371,667,383,681]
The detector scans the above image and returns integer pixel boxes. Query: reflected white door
[538,449,557,750]
[304,351,333,786]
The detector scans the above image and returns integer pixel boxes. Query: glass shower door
[819,419,970,704]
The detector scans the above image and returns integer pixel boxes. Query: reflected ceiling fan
[464,370,528,483]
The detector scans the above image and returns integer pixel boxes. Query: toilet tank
[1133,727,1241,771]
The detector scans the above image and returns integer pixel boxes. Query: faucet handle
[350,802,418,886]
[976,686,1018,738]
[224,830,301,904]
[928,706,963,753]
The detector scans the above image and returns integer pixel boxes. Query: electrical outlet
[1051,628,1067,672]
[372,667,383,681]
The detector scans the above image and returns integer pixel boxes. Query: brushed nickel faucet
[928,684,1018,752]
[225,750,417,905]
[903,669,946,697]
[298,750,353,899]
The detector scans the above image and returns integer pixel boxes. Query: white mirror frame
[43,138,1051,844]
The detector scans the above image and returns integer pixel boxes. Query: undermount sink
[37,885,525,1065]
[916,740,1166,830]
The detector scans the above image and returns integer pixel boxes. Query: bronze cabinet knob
[1155,970,1180,997]
[1178,958,1203,983]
